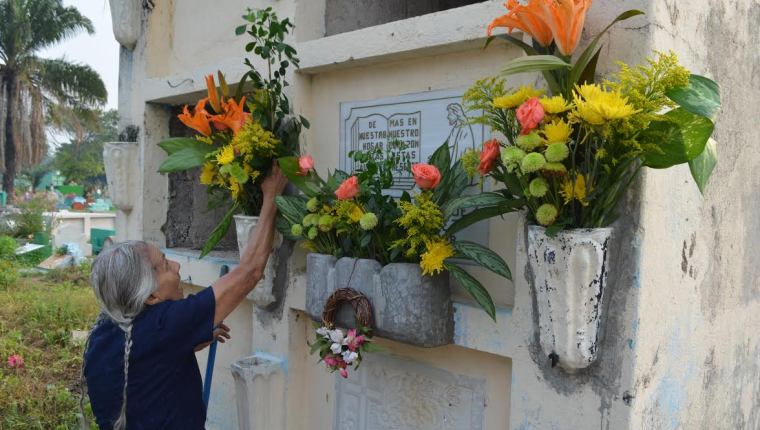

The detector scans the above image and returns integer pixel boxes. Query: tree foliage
[0,0,107,199]
[52,109,117,185]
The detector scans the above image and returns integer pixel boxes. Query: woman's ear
[144,293,162,306]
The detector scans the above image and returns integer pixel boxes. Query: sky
[40,0,120,111]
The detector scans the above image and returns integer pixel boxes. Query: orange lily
[178,98,212,136]
[487,0,554,48]
[538,0,593,56]
[205,74,222,113]
[211,96,249,135]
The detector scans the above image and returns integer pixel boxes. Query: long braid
[113,323,133,430]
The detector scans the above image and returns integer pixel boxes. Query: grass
[0,263,99,429]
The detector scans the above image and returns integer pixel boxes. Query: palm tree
[0,0,106,201]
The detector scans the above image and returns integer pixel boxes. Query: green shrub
[0,260,18,287]
[14,195,56,238]
[0,235,17,260]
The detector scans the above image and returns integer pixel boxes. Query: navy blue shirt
[85,288,215,429]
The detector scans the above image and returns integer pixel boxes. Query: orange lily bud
[205,74,222,113]
[538,0,592,56]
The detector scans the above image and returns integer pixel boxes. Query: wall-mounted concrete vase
[234,215,281,308]
[527,226,612,372]
[231,353,285,430]
[109,0,141,50]
[103,142,139,212]
[305,253,453,347]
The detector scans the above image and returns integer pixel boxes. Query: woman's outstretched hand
[261,164,288,200]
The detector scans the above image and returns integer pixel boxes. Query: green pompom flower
[302,213,318,227]
[318,214,334,232]
[461,148,481,178]
[528,178,549,197]
[536,203,558,226]
[291,224,303,237]
[359,212,378,230]
[501,146,526,172]
[521,153,547,173]
[545,143,569,162]
[516,132,543,151]
[307,226,318,240]
[306,197,319,213]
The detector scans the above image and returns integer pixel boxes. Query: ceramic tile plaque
[334,354,486,430]
[340,89,490,245]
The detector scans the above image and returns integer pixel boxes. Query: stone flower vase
[527,225,612,372]
[305,253,453,347]
[234,214,282,308]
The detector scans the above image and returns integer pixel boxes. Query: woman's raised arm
[211,166,288,326]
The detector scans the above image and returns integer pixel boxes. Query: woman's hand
[193,323,231,352]
[261,164,288,200]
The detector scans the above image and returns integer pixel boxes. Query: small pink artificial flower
[7,354,24,368]
[297,155,314,175]
[339,368,349,378]
[516,97,545,135]
[344,329,366,352]
[323,355,339,367]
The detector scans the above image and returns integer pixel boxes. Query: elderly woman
[82,167,287,429]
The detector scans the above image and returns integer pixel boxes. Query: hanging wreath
[309,288,378,378]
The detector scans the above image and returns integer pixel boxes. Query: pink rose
[478,139,501,175]
[411,163,442,190]
[7,354,23,369]
[345,329,366,352]
[297,155,314,175]
[335,176,360,200]
[516,98,545,134]
[339,368,349,378]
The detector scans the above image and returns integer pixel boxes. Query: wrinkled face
[144,245,182,304]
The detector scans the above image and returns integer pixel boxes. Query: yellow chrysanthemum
[542,118,573,144]
[200,162,216,185]
[420,237,454,276]
[216,145,235,165]
[493,85,544,109]
[228,178,241,199]
[560,173,590,206]
[539,96,573,114]
[572,84,639,125]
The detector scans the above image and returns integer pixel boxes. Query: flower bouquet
[277,141,519,321]
[462,0,721,370]
[157,7,308,256]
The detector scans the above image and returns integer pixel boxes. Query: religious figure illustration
[445,103,475,160]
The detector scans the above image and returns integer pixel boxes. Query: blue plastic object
[203,264,229,409]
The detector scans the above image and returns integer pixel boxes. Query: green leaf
[275,195,307,225]
[235,24,247,35]
[158,145,216,173]
[158,137,207,155]
[501,55,570,77]
[641,108,715,169]
[200,203,238,258]
[428,140,451,175]
[488,34,538,55]
[443,192,509,219]
[666,75,721,120]
[445,263,496,321]
[569,10,645,87]
[220,163,249,184]
[577,47,601,85]
[446,199,525,235]
[453,240,511,280]
[278,156,322,197]
[688,137,717,194]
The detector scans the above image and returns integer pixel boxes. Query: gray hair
[81,240,157,430]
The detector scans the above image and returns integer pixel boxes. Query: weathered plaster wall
[629,1,760,428]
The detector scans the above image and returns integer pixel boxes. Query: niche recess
[325,0,486,36]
